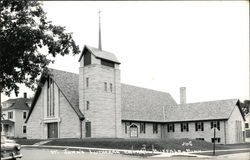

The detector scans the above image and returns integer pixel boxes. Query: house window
[211,121,220,130]
[196,138,205,141]
[86,101,90,110]
[86,78,89,88]
[195,122,204,131]
[47,78,55,117]
[125,122,131,134]
[167,123,175,132]
[23,126,27,134]
[181,122,189,132]
[8,111,13,119]
[140,122,146,134]
[245,123,249,128]
[110,83,113,92]
[153,123,158,134]
[23,112,27,119]
[104,82,107,91]
[211,138,221,143]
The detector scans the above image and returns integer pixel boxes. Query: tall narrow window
[195,122,204,131]
[86,77,89,88]
[140,122,146,133]
[153,123,158,134]
[104,82,107,91]
[47,78,55,117]
[23,112,27,119]
[167,123,175,132]
[110,83,113,92]
[86,101,90,110]
[23,126,27,133]
[211,121,220,130]
[8,112,13,119]
[181,122,189,132]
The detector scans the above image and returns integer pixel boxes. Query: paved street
[20,148,250,160]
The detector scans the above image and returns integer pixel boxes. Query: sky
[1,1,249,104]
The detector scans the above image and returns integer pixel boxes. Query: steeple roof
[78,45,120,64]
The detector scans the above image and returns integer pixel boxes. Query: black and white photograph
[1,1,249,160]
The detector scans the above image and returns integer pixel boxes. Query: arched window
[129,123,138,138]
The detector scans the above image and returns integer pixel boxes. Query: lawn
[14,138,42,145]
[43,138,229,151]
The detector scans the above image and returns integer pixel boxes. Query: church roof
[164,99,244,122]
[49,69,80,113]
[121,84,177,122]
[2,98,30,111]
[26,69,84,123]
[79,45,120,64]
[26,69,244,123]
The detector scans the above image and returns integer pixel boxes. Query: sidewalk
[21,143,250,158]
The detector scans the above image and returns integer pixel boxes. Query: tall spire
[98,10,102,51]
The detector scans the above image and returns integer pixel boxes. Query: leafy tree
[0,0,80,96]
[239,100,250,115]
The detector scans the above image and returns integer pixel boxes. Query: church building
[25,14,246,144]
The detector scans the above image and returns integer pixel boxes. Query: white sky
[1,1,249,104]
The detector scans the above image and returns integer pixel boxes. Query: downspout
[224,120,226,144]
[80,118,84,139]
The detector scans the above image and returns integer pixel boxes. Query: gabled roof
[3,98,33,104]
[2,98,30,111]
[49,69,80,112]
[79,45,120,64]
[25,69,84,123]
[164,99,244,122]
[121,84,177,122]
[25,68,244,124]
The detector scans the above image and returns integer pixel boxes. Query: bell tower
[78,11,121,138]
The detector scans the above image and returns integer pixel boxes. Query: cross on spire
[98,10,102,51]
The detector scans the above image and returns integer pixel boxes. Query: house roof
[121,84,177,122]
[3,98,33,104]
[164,99,244,122]
[2,98,30,111]
[79,45,120,64]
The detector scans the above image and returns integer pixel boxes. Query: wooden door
[85,122,91,137]
[48,123,58,138]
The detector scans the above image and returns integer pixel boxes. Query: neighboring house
[1,93,32,138]
[25,45,246,144]
[245,112,250,142]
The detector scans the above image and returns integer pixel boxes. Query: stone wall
[79,63,122,138]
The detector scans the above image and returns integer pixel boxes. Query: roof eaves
[52,80,84,120]
[25,73,48,123]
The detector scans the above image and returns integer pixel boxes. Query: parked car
[1,134,22,160]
